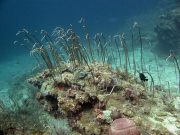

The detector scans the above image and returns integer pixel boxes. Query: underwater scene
[0,0,180,134]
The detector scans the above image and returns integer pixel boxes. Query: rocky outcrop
[28,62,180,135]
[154,7,180,53]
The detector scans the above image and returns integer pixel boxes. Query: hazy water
[0,0,159,62]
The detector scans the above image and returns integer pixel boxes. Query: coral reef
[12,19,180,134]
[28,62,180,135]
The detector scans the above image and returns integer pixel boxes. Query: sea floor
[0,54,35,102]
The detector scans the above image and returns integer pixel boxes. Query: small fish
[139,73,148,82]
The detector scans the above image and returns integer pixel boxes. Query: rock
[154,8,180,53]
[27,62,180,135]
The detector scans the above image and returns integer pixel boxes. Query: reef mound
[28,62,180,135]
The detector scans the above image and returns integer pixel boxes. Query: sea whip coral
[109,118,140,135]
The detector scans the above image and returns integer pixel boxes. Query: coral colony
[2,18,180,134]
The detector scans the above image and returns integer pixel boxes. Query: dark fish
[139,73,148,82]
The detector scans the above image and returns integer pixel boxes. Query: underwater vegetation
[166,50,180,94]
[2,17,178,135]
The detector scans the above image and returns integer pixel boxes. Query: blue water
[0,0,159,62]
